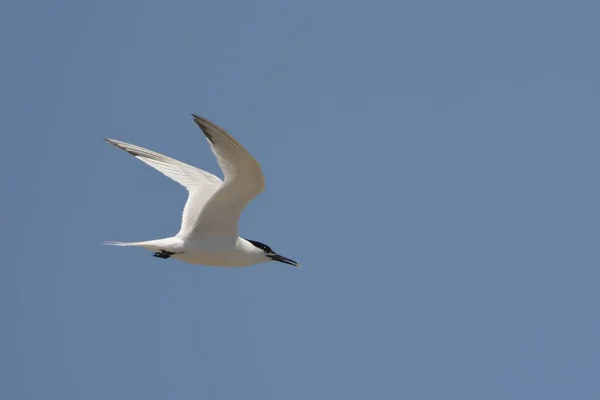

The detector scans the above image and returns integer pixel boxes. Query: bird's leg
[153,250,176,259]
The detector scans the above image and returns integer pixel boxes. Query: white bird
[103,114,299,268]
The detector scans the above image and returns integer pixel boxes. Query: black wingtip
[103,138,133,155]
[191,114,204,125]
[190,114,215,143]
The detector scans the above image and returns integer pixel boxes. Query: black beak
[268,253,300,268]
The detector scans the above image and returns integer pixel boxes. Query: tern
[103,114,299,268]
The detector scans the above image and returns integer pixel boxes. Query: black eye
[246,239,272,253]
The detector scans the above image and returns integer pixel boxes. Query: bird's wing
[187,114,265,238]
[104,138,223,237]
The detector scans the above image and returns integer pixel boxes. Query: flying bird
[103,114,299,268]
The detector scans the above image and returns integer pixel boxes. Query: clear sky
[2,0,600,399]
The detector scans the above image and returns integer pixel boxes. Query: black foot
[153,250,175,259]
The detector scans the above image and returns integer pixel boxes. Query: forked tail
[101,238,178,251]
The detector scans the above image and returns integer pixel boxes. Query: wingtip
[191,114,207,126]
[104,137,122,149]
[190,114,215,143]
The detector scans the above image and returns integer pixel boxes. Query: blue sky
[2,0,600,399]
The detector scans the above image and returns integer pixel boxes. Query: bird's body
[103,115,299,268]
[105,236,270,267]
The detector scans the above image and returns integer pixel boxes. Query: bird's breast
[174,239,255,267]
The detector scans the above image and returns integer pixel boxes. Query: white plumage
[103,114,299,268]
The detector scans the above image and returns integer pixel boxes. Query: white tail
[101,238,180,252]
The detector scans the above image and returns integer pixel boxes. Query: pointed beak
[268,253,300,268]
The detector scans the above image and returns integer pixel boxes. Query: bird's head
[245,239,300,268]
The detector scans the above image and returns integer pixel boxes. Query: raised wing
[188,114,265,238]
[104,138,223,237]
